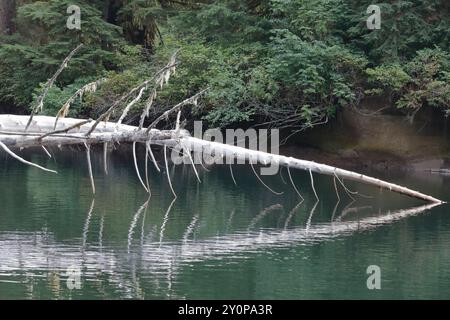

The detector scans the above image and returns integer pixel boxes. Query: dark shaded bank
[282,99,450,173]
[0,102,26,115]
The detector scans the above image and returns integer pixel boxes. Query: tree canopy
[0,0,448,131]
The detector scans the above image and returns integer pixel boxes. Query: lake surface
[0,147,449,299]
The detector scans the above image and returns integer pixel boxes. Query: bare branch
[26,44,84,131]
[309,169,319,202]
[164,144,177,199]
[86,61,179,136]
[0,141,57,174]
[146,140,160,172]
[287,166,304,200]
[133,142,150,193]
[84,143,95,195]
[54,78,104,130]
[39,119,92,141]
[103,142,108,175]
[229,163,237,186]
[146,89,207,132]
[250,162,283,195]
[117,86,146,128]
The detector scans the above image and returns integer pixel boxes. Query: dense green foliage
[0,0,448,130]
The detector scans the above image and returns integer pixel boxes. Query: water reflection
[0,149,449,299]
[0,197,440,299]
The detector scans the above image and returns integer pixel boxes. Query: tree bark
[0,0,15,35]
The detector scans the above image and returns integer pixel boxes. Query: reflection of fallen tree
[125,201,443,266]
[0,202,439,274]
[0,201,440,298]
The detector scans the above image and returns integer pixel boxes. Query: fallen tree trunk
[180,136,445,204]
[0,115,178,147]
[0,114,444,204]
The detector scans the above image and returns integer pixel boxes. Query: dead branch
[84,142,95,195]
[229,163,237,186]
[0,141,57,174]
[146,89,207,132]
[133,141,149,193]
[250,162,283,195]
[54,79,104,129]
[26,44,84,130]
[287,166,304,200]
[86,60,178,136]
[139,49,180,130]
[39,119,92,141]
[164,144,177,199]
[309,169,319,202]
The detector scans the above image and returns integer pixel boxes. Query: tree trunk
[0,114,444,204]
[0,0,15,35]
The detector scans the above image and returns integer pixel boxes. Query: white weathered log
[179,136,445,204]
[0,114,444,204]
[0,115,177,148]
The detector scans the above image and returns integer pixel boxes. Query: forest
[1,0,450,302]
[0,0,448,134]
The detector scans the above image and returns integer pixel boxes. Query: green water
[0,148,450,299]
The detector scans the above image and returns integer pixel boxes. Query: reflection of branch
[226,209,236,232]
[305,200,319,231]
[77,207,450,258]
[127,198,150,253]
[183,214,199,243]
[248,204,283,230]
[284,200,304,229]
[141,204,147,247]
[131,203,442,269]
[338,199,356,222]
[334,206,372,222]
[99,214,104,250]
[159,198,177,244]
[331,198,340,222]
[82,198,95,250]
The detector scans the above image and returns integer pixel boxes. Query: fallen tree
[0,113,444,204]
[0,45,445,204]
